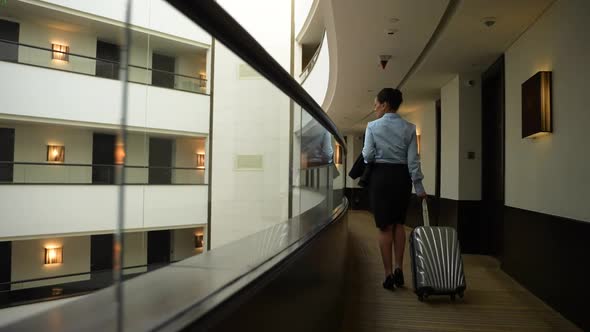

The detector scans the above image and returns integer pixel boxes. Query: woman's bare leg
[378,225,394,276]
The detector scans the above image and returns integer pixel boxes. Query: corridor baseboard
[501,206,589,331]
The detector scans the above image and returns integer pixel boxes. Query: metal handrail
[0,161,202,170]
[0,38,207,82]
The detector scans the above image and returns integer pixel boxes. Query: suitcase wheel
[417,290,428,302]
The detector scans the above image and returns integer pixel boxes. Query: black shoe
[393,268,404,287]
[382,274,395,291]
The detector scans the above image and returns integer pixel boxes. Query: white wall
[441,76,460,199]
[0,61,210,135]
[210,0,292,248]
[11,236,90,289]
[295,0,316,35]
[301,35,330,107]
[37,0,211,45]
[440,74,482,200]
[0,185,208,239]
[504,0,590,222]
[217,0,291,72]
[403,101,437,195]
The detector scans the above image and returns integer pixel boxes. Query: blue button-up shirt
[362,112,425,194]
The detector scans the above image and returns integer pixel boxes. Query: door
[91,234,114,272]
[0,128,15,182]
[0,19,19,62]
[92,133,116,184]
[481,55,505,257]
[96,40,120,79]
[152,53,175,89]
[147,230,171,265]
[0,242,10,291]
[149,137,173,184]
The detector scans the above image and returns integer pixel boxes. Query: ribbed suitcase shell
[410,225,466,297]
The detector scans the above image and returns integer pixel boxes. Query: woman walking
[362,88,426,290]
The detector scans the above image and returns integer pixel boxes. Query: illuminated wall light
[334,144,343,165]
[51,44,69,62]
[196,153,206,169]
[199,73,207,88]
[44,247,63,265]
[194,233,204,249]
[522,71,552,138]
[416,133,421,155]
[115,143,126,165]
[47,145,65,162]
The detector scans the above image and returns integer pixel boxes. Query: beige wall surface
[441,76,460,200]
[11,236,90,290]
[504,0,590,222]
[403,101,436,195]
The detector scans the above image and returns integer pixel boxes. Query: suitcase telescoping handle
[422,199,430,227]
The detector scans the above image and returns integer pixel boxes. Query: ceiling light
[385,29,398,36]
[482,17,497,28]
[379,55,392,69]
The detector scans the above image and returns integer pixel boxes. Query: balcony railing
[0,161,206,185]
[0,39,208,95]
[299,31,326,84]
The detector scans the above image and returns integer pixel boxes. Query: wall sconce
[115,143,126,165]
[334,144,343,165]
[416,133,421,155]
[196,153,206,169]
[44,247,63,265]
[47,145,65,162]
[199,74,207,88]
[51,44,69,62]
[522,71,552,138]
[194,233,204,249]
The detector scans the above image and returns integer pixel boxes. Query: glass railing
[0,39,208,94]
[0,0,346,330]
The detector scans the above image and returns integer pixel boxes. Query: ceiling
[323,0,555,133]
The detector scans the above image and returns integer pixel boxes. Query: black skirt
[369,163,412,230]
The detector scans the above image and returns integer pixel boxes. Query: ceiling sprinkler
[379,55,392,69]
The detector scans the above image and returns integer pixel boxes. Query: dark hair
[377,88,403,111]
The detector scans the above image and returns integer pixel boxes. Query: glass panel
[0,0,211,310]
[298,110,334,214]
[0,0,346,326]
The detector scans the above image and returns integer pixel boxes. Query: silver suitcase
[409,200,466,301]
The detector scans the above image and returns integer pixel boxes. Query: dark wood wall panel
[502,206,589,331]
